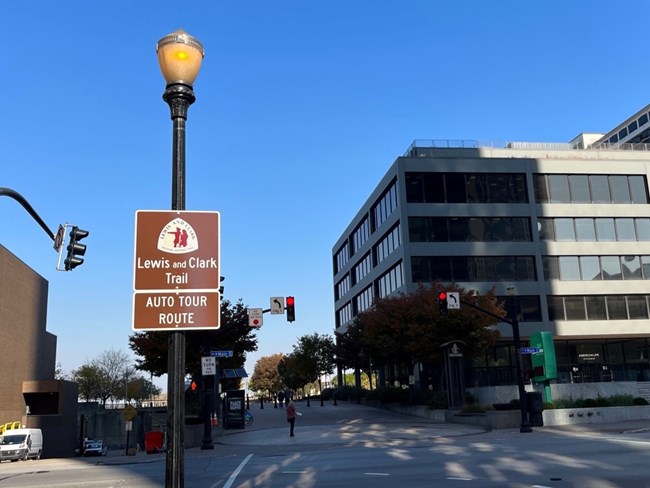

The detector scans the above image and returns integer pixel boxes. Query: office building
[332,105,650,388]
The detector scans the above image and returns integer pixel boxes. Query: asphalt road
[2,400,650,487]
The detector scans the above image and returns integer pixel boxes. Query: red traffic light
[438,292,447,300]
[190,380,197,391]
[286,296,295,322]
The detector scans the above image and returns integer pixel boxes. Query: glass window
[405,173,424,203]
[548,175,570,203]
[580,256,601,281]
[619,127,628,139]
[642,256,650,279]
[628,120,638,133]
[601,256,622,280]
[616,218,637,241]
[547,296,565,321]
[466,174,487,203]
[487,174,509,203]
[430,218,449,242]
[623,339,648,363]
[543,256,559,280]
[538,219,554,241]
[515,257,536,281]
[449,218,470,241]
[559,256,580,280]
[408,217,426,242]
[565,297,587,320]
[411,257,429,282]
[609,134,619,144]
[495,256,516,281]
[445,174,466,203]
[429,257,452,281]
[508,174,528,203]
[622,255,642,279]
[586,296,607,320]
[609,175,631,203]
[569,175,590,203]
[629,176,648,204]
[451,257,469,281]
[555,219,576,241]
[520,296,542,322]
[590,175,610,203]
[575,218,596,241]
[627,296,648,319]
[595,218,616,241]
[533,174,549,203]
[639,114,649,126]
[423,173,445,203]
[607,296,627,319]
[636,219,650,241]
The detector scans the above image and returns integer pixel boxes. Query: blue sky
[3,1,649,391]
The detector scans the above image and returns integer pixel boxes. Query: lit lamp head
[156,29,205,87]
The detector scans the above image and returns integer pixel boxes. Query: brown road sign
[133,210,220,291]
[133,210,220,331]
[132,291,221,331]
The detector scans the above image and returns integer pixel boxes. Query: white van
[0,428,43,461]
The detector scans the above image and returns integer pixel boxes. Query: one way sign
[447,292,460,309]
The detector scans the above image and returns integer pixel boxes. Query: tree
[357,283,502,367]
[54,362,67,380]
[93,349,133,407]
[281,333,335,390]
[124,375,162,407]
[128,299,258,389]
[277,353,310,393]
[249,353,284,395]
[72,364,102,402]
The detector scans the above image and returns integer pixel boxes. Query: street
[1,402,650,487]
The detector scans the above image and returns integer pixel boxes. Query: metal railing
[403,139,650,156]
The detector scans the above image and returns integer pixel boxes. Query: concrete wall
[467,382,638,406]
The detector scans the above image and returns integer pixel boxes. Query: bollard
[260,396,264,410]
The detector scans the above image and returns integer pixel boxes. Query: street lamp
[506,286,533,433]
[156,29,205,488]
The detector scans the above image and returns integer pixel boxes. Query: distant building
[333,106,650,389]
[0,245,78,457]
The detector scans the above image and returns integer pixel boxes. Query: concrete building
[0,245,78,457]
[333,106,650,389]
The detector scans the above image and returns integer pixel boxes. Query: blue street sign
[520,347,542,354]
[210,350,233,358]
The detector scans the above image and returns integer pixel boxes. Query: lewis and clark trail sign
[132,210,221,331]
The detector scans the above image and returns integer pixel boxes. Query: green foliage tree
[279,333,335,393]
[72,364,102,402]
[128,299,258,390]
[249,353,284,395]
[277,353,310,393]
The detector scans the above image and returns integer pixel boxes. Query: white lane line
[364,473,390,476]
[283,471,309,474]
[447,477,472,481]
[220,453,254,488]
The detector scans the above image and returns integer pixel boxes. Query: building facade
[0,245,78,457]
[333,107,650,388]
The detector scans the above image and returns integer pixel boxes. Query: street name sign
[210,350,233,358]
[520,347,543,354]
[132,210,221,331]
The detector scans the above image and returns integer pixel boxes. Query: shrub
[633,397,649,405]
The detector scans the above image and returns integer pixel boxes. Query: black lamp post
[156,29,205,488]
[507,287,533,433]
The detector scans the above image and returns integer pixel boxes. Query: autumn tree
[249,353,284,395]
[357,283,502,367]
[129,299,257,389]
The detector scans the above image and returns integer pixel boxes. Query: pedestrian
[278,390,285,406]
[286,400,297,436]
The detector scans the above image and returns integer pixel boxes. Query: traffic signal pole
[0,187,56,241]
[458,298,532,433]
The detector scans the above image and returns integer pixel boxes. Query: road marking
[220,453,254,488]
[364,473,390,476]
[447,477,472,481]
[283,471,309,474]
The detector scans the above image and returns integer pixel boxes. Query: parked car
[82,440,108,456]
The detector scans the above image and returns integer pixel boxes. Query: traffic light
[64,226,89,271]
[190,380,198,392]
[286,296,295,322]
[438,291,448,316]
